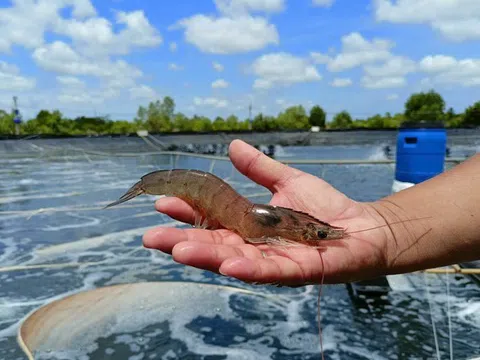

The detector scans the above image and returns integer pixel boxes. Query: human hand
[143,139,396,286]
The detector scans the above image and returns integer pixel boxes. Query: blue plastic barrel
[395,122,447,184]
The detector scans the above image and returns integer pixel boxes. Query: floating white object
[17,281,268,359]
[391,179,415,193]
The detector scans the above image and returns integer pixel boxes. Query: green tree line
[1,90,479,136]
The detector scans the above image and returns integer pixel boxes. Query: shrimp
[104,168,346,247]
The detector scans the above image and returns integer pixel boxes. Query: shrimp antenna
[103,181,145,209]
[346,216,432,235]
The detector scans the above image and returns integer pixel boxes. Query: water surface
[0,139,479,360]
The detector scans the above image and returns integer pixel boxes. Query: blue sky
[0,0,479,121]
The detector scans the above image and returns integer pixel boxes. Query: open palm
[143,139,392,285]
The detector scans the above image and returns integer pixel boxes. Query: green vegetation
[0,90,479,136]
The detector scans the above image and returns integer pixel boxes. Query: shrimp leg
[246,236,308,247]
[194,212,209,229]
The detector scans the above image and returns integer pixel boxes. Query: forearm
[372,153,480,274]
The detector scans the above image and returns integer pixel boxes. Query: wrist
[366,198,430,275]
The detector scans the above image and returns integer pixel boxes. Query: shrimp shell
[104,169,346,247]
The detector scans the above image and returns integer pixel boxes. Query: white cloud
[56,75,85,88]
[315,34,416,89]
[419,77,433,88]
[419,55,480,86]
[419,55,458,73]
[56,78,119,105]
[170,42,177,52]
[361,76,406,89]
[0,2,161,55]
[0,1,57,52]
[364,55,416,77]
[173,0,281,54]
[387,93,399,100]
[176,15,279,54]
[57,10,162,57]
[56,80,119,106]
[33,41,95,74]
[33,41,142,82]
[0,61,36,91]
[275,98,292,109]
[213,62,224,72]
[214,0,285,15]
[70,0,97,17]
[360,55,416,88]
[310,52,330,64]
[212,79,229,88]
[193,97,229,108]
[56,77,115,106]
[0,0,96,53]
[312,0,335,7]
[129,85,160,100]
[33,41,143,100]
[251,52,322,89]
[0,1,165,117]
[325,32,395,72]
[168,63,184,71]
[58,93,104,105]
[330,78,352,87]
[374,0,480,42]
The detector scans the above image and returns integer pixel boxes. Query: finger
[171,242,264,274]
[228,139,303,193]
[155,197,195,225]
[218,255,309,285]
[143,227,244,254]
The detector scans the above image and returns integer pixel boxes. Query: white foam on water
[27,284,277,360]
[0,237,18,266]
[273,145,292,158]
[367,145,389,161]
[33,223,179,258]
[239,287,338,357]
[386,274,416,292]
[0,271,110,339]
[40,214,101,232]
[0,189,46,197]
[284,285,316,332]
[339,343,389,360]
[100,211,161,228]
[158,286,330,359]
[1,196,156,221]
[18,179,41,185]
[0,158,39,164]
[31,169,99,177]
[455,300,480,329]
[20,282,344,360]
[0,191,85,205]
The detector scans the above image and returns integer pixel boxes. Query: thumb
[228,139,302,193]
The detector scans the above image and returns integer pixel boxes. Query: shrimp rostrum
[104,169,347,248]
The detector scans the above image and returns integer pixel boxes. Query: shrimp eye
[317,230,328,239]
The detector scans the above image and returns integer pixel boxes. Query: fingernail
[176,244,195,253]
[219,259,244,275]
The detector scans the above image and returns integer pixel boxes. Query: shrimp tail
[103,181,145,209]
